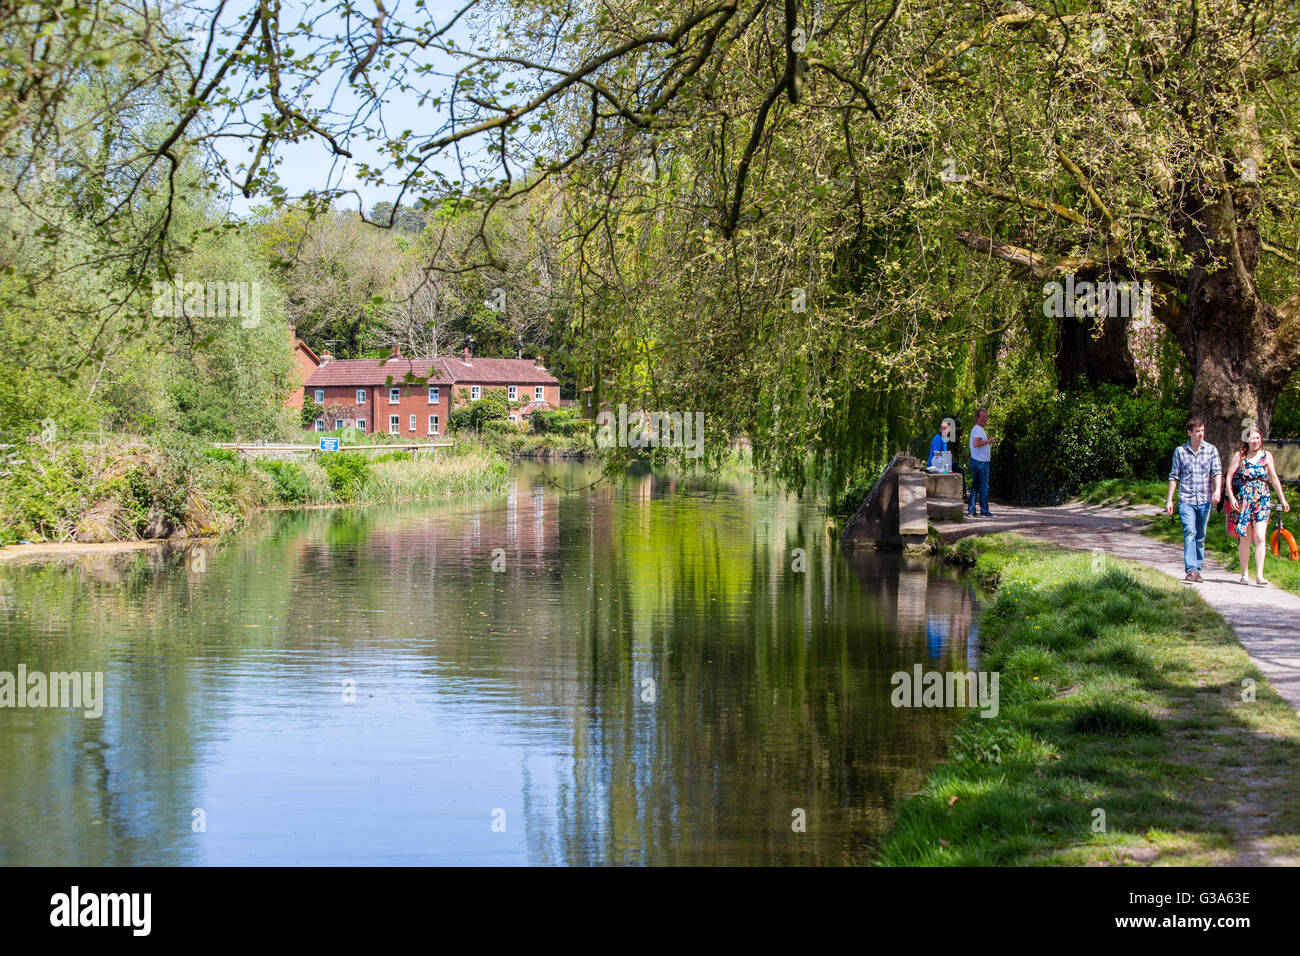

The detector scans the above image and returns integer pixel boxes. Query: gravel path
[937,501,1300,712]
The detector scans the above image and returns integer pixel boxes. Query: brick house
[301,345,560,436]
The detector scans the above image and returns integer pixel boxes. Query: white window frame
[470,385,481,401]
[508,385,517,401]
[335,419,345,430]
[356,389,367,405]
[534,385,544,401]
[508,414,517,422]
[314,419,324,432]
[314,389,324,405]
[409,414,416,432]
[389,387,400,405]
[388,415,400,434]
[428,386,439,404]
[356,418,366,434]
[428,415,439,435]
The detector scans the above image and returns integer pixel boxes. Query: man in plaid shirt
[1164,416,1222,583]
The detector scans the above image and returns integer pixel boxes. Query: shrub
[990,384,1187,505]
[320,451,372,502]
[450,388,509,431]
[204,446,241,467]
[255,458,316,504]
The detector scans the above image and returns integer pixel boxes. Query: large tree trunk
[1188,337,1279,462]
[1170,156,1300,460]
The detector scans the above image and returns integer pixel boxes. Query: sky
[192,0,526,220]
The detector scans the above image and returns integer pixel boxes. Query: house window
[428,386,439,404]
[470,385,481,401]
[389,388,400,404]
[356,389,367,404]
[335,419,345,430]
[508,414,517,422]
[508,385,517,401]
[388,415,400,434]
[428,415,439,435]
[314,389,324,404]
[314,419,324,432]
[534,386,544,401]
[356,418,366,434]
[409,414,416,432]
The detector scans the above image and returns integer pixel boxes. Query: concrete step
[928,497,965,520]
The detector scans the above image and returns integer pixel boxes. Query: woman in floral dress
[1226,422,1291,586]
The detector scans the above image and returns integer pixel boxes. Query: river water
[0,462,980,865]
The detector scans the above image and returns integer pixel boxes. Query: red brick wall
[305,383,451,437]
[451,383,560,416]
[285,342,319,411]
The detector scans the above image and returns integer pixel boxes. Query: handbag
[1226,508,1240,539]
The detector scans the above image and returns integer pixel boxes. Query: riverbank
[0,434,510,548]
[877,534,1300,866]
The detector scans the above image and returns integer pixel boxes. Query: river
[0,462,980,865]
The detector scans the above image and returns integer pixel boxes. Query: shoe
[1184,572,1197,583]
[980,511,996,518]
[1192,571,1204,583]
[1256,579,1271,587]
[1238,575,1251,585]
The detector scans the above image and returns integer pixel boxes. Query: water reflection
[0,463,980,865]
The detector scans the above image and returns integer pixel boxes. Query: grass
[1075,478,1169,506]
[1144,507,1300,598]
[875,534,1300,866]
[0,433,512,545]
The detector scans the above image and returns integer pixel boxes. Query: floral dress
[1234,454,1272,536]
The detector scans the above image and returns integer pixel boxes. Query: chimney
[462,346,472,365]
[390,342,401,359]
[535,355,545,370]
[320,352,333,366]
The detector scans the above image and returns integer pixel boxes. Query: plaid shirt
[1169,441,1222,505]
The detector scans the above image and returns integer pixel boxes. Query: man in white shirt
[968,407,994,517]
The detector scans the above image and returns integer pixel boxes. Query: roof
[304,355,557,388]
[305,357,451,387]
[440,357,557,385]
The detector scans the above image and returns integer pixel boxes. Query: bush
[320,451,371,502]
[371,451,414,464]
[990,384,1187,505]
[1274,370,1300,439]
[450,388,509,431]
[204,446,241,467]
[255,458,316,504]
[482,419,515,434]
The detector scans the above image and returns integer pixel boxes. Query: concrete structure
[842,457,967,550]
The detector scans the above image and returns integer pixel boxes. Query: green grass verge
[876,534,1300,866]
[1075,478,1169,507]
[1144,508,1300,598]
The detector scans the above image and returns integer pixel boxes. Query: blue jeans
[970,460,990,515]
[1178,500,1212,572]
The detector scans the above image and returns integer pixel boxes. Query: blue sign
[319,437,340,452]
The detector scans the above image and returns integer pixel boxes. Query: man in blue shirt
[1165,416,1222,583]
